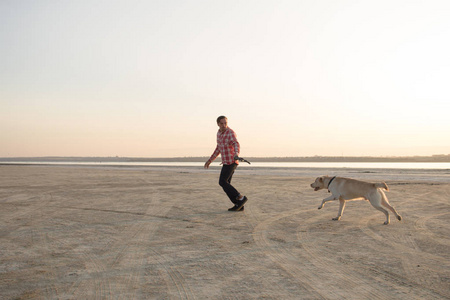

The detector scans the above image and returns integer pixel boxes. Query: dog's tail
[374,182,389,191]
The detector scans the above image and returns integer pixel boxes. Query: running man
[204,116,248,211]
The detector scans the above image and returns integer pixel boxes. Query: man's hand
[204,160,211,169]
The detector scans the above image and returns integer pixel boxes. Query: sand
[0,165,449,299]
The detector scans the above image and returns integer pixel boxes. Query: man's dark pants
[219,163,240,205]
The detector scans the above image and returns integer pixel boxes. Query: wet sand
[1,165,449,299]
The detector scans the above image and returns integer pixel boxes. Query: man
[204,116,248,211]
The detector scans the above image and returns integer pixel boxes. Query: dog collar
[328,176,336,191]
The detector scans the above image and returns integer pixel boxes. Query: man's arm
[204,146,220,169]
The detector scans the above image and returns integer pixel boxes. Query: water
[238,162,450,170]
[2,161,450,170]
[2,160,449,182]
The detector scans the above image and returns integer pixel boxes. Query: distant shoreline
[1,155,449,163]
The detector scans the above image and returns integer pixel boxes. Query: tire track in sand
[147,247,195,300]
[3,188,111,299]
[65,187,188,299]
[358,215,449,299]
[296,214,395,299]
[252,207,339,299]
[241,204,289,298]
[102,190,179,299]
[3,191,71,300]
[414,212,450,247]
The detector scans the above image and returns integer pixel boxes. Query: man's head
[217,116,228,132]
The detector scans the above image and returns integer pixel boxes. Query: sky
[1,0,449,158]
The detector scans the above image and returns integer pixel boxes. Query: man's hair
[216,116,227,124]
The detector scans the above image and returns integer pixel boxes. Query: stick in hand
[235,156,251,164]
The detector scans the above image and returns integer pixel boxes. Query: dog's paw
[383,221,390,225]
[318,206,322,210]
[332,216,341,221]
[397,215,402,221]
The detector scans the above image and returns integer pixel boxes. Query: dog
[310,176,402,225]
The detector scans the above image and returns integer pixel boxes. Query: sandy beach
[1,165,449,299]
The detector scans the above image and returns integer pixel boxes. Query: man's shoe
[228,205,245,211]
[228,205,237,211]
[235,196,248,211]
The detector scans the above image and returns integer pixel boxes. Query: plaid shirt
[208,128,240,165]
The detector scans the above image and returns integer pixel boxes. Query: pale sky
[1,0,449,158]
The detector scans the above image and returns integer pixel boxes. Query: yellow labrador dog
[310,176,402,225]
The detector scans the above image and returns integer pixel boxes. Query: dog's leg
[319,195,336,210]
[385,204,402,221]
[380,191,402,221]
[373,205,390,225]
[368,190,391,224]
[332,198,345,221]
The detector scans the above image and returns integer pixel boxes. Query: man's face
[218,118,228,132]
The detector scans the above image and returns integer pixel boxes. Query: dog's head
[310,176,326,191]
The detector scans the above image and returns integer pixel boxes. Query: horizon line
[1,154,450,159]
